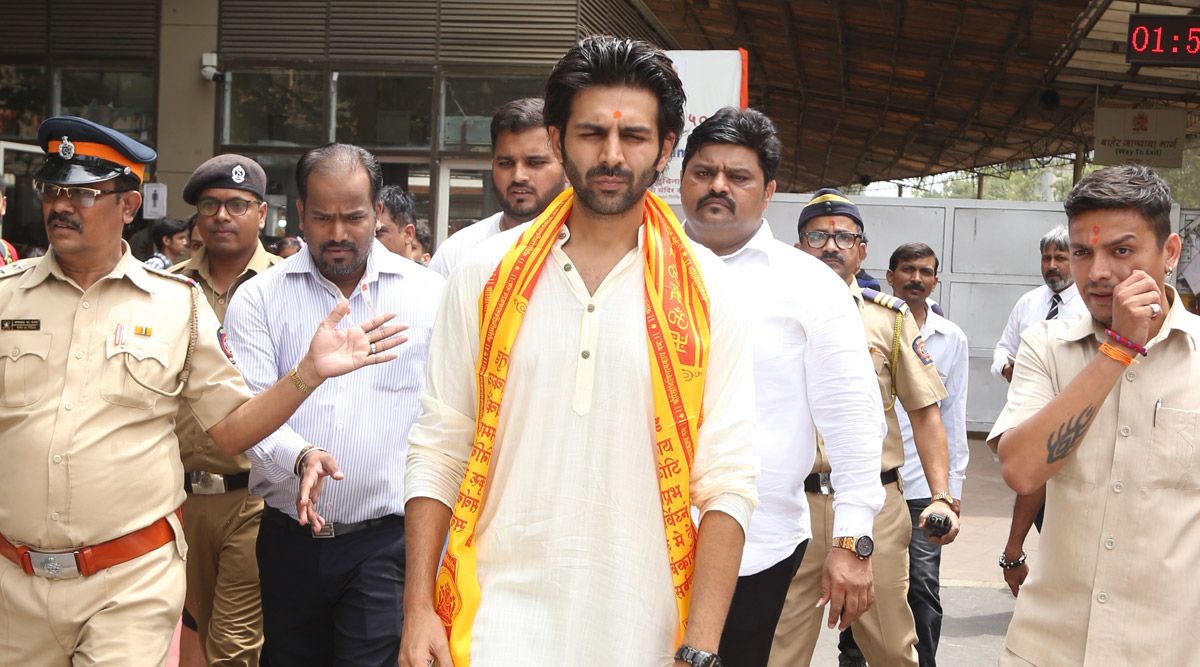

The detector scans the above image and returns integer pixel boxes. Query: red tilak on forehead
[1091,225,1099,245]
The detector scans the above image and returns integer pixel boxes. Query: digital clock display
[1126,14,1200,66]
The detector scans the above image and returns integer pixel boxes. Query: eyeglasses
[33,181,128,208]
[197,197,259,217]
[802,230,863,250]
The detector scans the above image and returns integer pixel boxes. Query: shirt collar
[20,241,157,294]
[1057,284,1200,349]
[178,241,279,288]
[283,240,408,284]
[680,219,771,261]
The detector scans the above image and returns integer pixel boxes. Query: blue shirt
[225,241,445,521]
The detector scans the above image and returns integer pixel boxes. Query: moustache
[820,252,844,265]
[47,212,82,231]
[905,282,924,291]
[698,192,736,212]
[319,240,359,253]
[585,165,633,181]
[1086,280,1113,291]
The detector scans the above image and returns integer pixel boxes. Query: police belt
[185,470,250,495]
[262,505,404,539]
[804,468,900,496]
[0,509,180,580]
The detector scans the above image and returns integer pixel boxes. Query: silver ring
[1149,303,1161,317]
[369,342,377,355]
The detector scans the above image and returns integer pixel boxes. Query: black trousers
[719,540,809,667]
[257,507,406,667]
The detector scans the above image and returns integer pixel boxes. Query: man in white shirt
[991,226,1087,382]
[991,226,1088,597]
[225,144,445,665]
[681,107,886,667]
[887,242,970,667]
[428,98,565,277]
[400,37,758,667]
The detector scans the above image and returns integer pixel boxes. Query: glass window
[226,71,325,147]
[441,76,544,152]
[336,73,433,148]
[0,65,48,140]
[445,168,496,235]
[59,69,155,144]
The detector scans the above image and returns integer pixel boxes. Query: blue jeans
[906,498,943,667]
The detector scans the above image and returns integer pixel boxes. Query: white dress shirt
[991,283,1086,378]
[224,242,445,522]
[704,221,885,576]
[898,306,970,499]
[427,212,504,278]
[406,222,758,665]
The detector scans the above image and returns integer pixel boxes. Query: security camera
[200,52,224,83]
[201,65,225,83]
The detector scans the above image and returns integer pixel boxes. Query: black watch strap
[675,645,723,667]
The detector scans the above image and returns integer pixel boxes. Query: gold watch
[832,535,874,559]
[930,491,960,516]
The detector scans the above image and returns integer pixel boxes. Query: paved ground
[809,436,1039,666]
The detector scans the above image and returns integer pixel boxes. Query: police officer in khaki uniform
[171,154,281,666]
[0,116,405,666]
[770,189,960,667]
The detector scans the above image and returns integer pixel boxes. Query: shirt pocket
[100,336,173,410]
[0,332,53,408]
[1144,406,1200,490]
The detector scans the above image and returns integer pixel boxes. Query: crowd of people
[0,34,1195,667]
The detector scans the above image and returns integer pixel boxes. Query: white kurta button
[1125,370,1136,382]
[53,455,63,464]
[50,512,60,521]
[1097,592,1109,603]
[1105,538,1115,550]
[82,302,90,309]
[1119,425,1131,437]
[1113,481,1124,493]
[64,402,73,411]
[74,350,84,359]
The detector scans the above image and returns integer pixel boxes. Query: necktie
[1046,292,1062,320]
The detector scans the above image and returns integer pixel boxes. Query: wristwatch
[832,535,874,559]
[930,491,960,516]
[674,645,723,667]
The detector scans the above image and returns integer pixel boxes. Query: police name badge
[1,319,40,331]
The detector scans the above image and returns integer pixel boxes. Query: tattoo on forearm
[1046,404,1098,464]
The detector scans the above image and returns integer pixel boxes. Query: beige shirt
[989,287,1200,665]
[406,223,758,665]
[814,285,947,474]
[171,242,281,474]
[0,246,253,549]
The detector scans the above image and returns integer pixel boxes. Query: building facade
[0,0,672,252]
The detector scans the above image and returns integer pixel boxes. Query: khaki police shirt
[814,285,947,474]
[171,242,281,475]
[0,246,253,549]
[988,287,1200,666]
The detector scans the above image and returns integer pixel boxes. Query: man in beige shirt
[0,116,404,667]
[171,154,282,666]
[992,164,1194,665]
[773,189,958,667]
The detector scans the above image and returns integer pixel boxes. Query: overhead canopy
[641,0,1200,191]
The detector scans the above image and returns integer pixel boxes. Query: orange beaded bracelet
[1099,342,1136,366]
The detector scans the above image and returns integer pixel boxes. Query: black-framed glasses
[802,230,863,250]
[197,196,259,217]
[33,181,128,208]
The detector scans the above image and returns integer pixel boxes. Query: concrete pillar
[156,0,219,218]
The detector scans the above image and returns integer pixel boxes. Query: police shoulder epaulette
[0,258,38,279]
[143,264,198,288]
[861,287,908,313]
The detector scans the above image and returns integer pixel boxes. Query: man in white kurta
[405,219,757,664]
